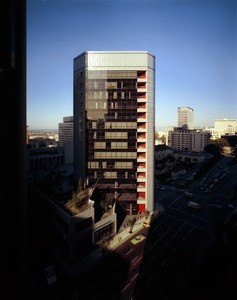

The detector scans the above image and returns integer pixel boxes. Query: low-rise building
[29,179,117,266]
[27,146,65,178]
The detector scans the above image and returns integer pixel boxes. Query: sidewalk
[106,214,151,250]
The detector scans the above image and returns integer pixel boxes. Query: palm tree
[77,177,83,194]
[145,209,150,219]
[128,217,136,233]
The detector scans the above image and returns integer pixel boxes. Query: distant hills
[29,129,58,133]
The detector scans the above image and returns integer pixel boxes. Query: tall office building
[178,106,194,129]
[73,51,155,214]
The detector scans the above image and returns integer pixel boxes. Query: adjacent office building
[58,116,74,146]
[73,51,155,215]
[58,116,74,164]
[178,106,194,129]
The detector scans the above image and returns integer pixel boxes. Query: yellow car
[131,234,146,245]
[143,221,150,228]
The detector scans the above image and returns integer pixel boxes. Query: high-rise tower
[73,51,155,215]
[178,106,194,129]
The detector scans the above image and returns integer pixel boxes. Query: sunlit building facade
[73,51,155,214]
[58,116,74,164]
[168,127,210,151]
[205,118,237,140]
[58,116,74,146]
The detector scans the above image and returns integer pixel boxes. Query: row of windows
[86,91,143,100]
[87,80,138,90]
[105,132,128,138]
[93,152,137,159]
[88,121,137,129]
[88,142,136,150]
[94,132,129,140]
[94,142,129,149]
[104,112,137,118]
[86,101,138,110]
[91,171,136,179]
[86,112,138,122]
[88,133,136,141]
[88,161,134,169]
[87,70,138,79]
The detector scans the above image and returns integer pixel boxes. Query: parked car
[187,201,201,210]
[143,221,150,228]
[156,186,165,190]
[45,265,57,286]
[207,204,222,210]
[184,192,193,197]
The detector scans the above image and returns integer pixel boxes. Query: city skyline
[27,0,237,130]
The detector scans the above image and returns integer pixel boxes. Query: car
[207,204,222,210]
[156,185,165,190]
[143,221,150,228]
[188,201,201,210]
[45,265,57,286]
[228,204,235,210]
[184,192,193,197]
[131,234,146,245]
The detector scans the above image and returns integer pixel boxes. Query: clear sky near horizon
[27,0,237,130]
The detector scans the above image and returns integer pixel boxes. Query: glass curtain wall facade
[74,51,155,215]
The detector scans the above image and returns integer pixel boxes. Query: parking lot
[155,156,237,229]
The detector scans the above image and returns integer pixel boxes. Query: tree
[145,209,150,219]
[161,135,166,144]
[77,177,83,194]
[128,217,136,234]
[71,191,78,209]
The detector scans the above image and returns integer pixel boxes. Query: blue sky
[27,0,237,130]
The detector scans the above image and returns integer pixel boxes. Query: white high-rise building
[73,51,155,214]
[178,106,194,129]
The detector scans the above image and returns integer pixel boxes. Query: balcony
[137,92,146,100]
[137,123,146,132]
[137,82,146,89]
[137,71,146,78]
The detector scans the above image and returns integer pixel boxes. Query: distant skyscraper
[58,116,73,164]
[73,51,155,214]
[58,116,73,146]
[178,106,194,129]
